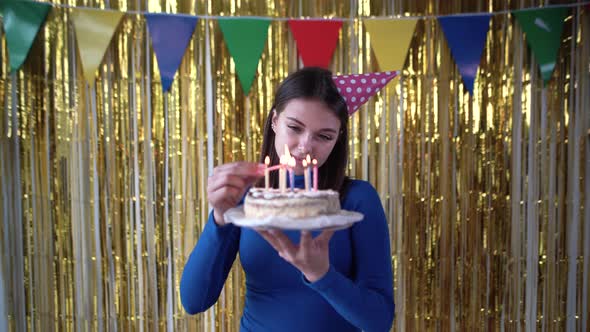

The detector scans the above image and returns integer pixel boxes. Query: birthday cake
[244,187,340,219]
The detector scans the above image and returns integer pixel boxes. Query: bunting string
[11,0,590,20]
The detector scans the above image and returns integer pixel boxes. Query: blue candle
[289,157,295,191]
[305,155,312,191]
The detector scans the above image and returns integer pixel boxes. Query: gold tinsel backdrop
[1,0,589,331]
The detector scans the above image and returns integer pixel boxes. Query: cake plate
[224,206,364,231]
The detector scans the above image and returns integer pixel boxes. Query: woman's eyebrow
[286,117,338,133]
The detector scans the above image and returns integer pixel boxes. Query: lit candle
[264,156,270,190]
[312,159,318,191]
[306,155,312,191]
[279,155,286,193]
[289,157,296,191]
[280,145,291,193]
[302,159,310,191]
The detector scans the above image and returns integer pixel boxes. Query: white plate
[224,206,364,231]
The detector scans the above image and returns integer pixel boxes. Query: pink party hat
[332,71,399,115]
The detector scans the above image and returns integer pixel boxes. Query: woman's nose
[297,135,313,155]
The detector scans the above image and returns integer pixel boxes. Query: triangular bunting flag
[71,8,124,84]
[438,14,491,95]
[0,1,51,72]
[364,19,417,72]
[145,14,197,92]
[332,71,399,115]
[218,18,270,95]
[288,19,342,68]
[513,7,568,86]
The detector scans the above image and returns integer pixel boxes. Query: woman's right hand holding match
[207,162,265,226]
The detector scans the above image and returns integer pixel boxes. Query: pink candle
[312,159,318,191]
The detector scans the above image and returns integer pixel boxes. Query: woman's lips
[292,157,306,165]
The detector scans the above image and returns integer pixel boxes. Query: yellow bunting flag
[71,8,124,84]
[364,19,417,77]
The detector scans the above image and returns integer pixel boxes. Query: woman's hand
[258,229,335,282]
[208,162,264,225]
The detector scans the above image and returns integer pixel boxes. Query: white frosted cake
[244,187,340,219]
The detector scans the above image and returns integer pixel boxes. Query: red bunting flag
[288,20,342,69]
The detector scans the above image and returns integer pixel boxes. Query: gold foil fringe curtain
[0,0,589,331]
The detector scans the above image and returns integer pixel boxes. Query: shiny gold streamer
[0,1,589,331]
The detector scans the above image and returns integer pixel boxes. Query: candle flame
[284,144,291,158]
[265,156,270,165]
[306,154,311,163]
[312,159,317,165]
[302,159,307,167]
[289,157,296,167]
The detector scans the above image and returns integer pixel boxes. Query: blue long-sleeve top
[180,175,394,332]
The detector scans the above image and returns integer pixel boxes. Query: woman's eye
[287,125,302,133]
[318,134,333,141]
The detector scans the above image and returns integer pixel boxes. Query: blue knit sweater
[180,175,394,332]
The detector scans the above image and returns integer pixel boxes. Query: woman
[180,67,394,332]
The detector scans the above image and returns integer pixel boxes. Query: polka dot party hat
[332,71,399,115]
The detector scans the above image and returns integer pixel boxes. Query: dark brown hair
[256,67,351,198]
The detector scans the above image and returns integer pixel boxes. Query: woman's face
[272,98,341,175]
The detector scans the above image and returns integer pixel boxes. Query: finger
[208,185,239,202]
[214,162,265,177]
[241,175,265,188]
[211,199,234,215]
[316,229,335,246]
[213,161,257,172]
[270,230,297,257]
[208,174,247,193]
[300,231,312,256]
[208,187,241,208]
[210,180,250,204]
[257,230,282,252]
[259,230,292,262]
[210,171,263,192]
[222,197,239,210]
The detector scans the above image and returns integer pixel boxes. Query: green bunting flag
[0,1,51,72]
[513,7,568,86]
[218,18,270,95]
